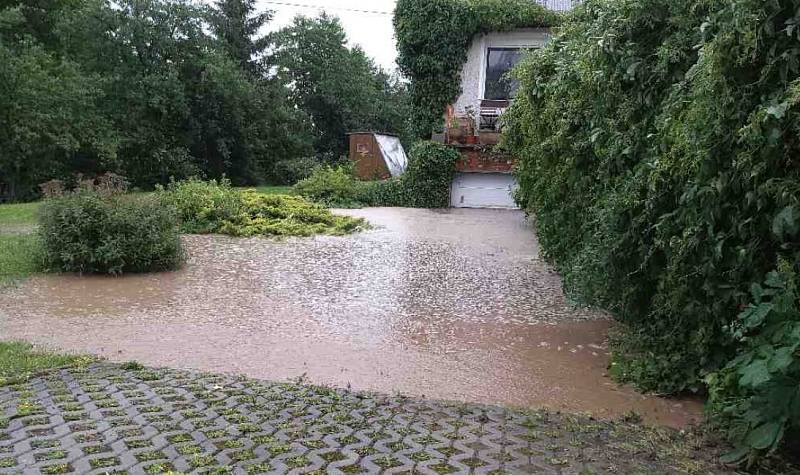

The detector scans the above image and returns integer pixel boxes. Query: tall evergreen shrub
[506,0,800,460]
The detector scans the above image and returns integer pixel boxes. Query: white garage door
[450,173,519,209]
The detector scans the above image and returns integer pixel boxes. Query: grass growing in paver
[6,361,796,475]
[89,456,119,469]
[40,463,71,474]
[34,450,67,462]
[144,462,175,474]
[0,341,94,386]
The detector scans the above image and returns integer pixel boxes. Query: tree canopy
[0,0,409,199]
[271,14,412,156]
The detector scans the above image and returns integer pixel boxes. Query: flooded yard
[0,208,702,427]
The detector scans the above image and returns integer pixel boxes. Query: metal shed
[348,132,408,180]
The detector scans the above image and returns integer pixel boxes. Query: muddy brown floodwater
[0,208,702,427]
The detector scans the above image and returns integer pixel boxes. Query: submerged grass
[0,341,96,386]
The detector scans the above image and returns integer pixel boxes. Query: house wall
[454,28,551,125]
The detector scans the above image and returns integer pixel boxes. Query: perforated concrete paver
[0,363,727,474]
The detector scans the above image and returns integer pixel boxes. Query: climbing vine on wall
[393,0,561,138]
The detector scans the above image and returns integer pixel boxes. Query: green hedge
[295,142,460,209]
[505,0,799,461]
[39,192,184,275]
[394,0,560,138]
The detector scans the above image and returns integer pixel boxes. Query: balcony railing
[536,0,580,12]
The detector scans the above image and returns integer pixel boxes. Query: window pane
[485,48,526,100]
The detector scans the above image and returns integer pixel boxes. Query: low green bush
[161,179,366,236]
[293,166,370,207]
[272,157,323,185]
[158,179,242,234]
[39,192,184,275]
[294,142,459,209]
[386,141,459,208]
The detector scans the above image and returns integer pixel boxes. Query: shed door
[450,173,518,209]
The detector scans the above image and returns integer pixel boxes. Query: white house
[453,28,552,129]
[449,27,552,210]
[434,0,577,209]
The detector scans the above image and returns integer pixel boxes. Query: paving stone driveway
[0,364,727,475]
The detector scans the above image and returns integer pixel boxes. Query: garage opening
[451,172,519,209]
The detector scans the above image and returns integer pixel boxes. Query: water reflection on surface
[0,208,702,427]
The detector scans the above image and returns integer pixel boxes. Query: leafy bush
[386,141,459,208]
[504,0,799,459]
[272,157,323,185]
[161,179,366,236]
[294,142,459,209]
[39,192,184,275]
[293,166,370,208]
[706,263,800,465]
[158,179,242,234]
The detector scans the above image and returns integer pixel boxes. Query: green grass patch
[0,342,95,386]
[251,186,293,195]
[0,202,39,227]
[0,234,42,285]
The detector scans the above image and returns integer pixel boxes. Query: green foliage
[272,14,413,155]
[272,157,323,185]
[394,0,560,138]
[0,341,94,386]
[504,0,800,459]
[159,179,243,234]
[161,179,366,237]
[374,141,460,208]
[210,0,271,76]
[0,234,42,286]
[38,192,184,275]
[293,166,370,208]
[295,142,459,209]
[0,0,314,197]
[707,263,800,465]
[0,17,116,199]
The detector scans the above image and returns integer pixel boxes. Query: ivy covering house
[393,0,572,209]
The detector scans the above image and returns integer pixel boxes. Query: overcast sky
[254,0,400,71]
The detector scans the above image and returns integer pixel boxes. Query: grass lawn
[0,201,39,227]
[0,341,95,386]
[0,235,41,286]
[251,185,294,195]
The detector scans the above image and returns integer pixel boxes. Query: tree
[56,0,311,186]
[210,0,270,76]
[0,9,116,198]
[271,14,409,156]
